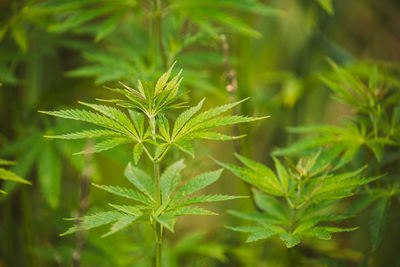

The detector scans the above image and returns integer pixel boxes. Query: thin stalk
[153,160,162,267]
[150,115,163,267]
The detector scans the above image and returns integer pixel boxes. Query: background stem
[155,0,167,70]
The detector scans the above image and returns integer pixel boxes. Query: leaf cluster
[218,153,378,248]
[61,159,244,237]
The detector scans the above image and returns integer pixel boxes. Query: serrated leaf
[102,215,137,237]
[45,129,124,139]
[247,228,281,242]
[171,206,217,216]
[155,63,176,96]
[173,140,194,157]
[160,159,186,203]
[173,169,223,202]
[172,98,205,139]
[279,233,301,248]
[61,211,122,236]
[78,102,138,138]
[39,109,128,134]
[124,163,155,201]
[92,184,152,205]
[272,157,289,193]
[75,137,132,154]
[109,204,143,216]
[252,189,288,222]
[133,142,144,164]
[154,213,176,232]
[173,194,245,208]
[216,160,283,196]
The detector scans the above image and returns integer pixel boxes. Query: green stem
[150,115,163,267]
[153,160,162,267]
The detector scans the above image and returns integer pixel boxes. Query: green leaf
[252,189,288,222]
[39,109,129,134]
[11,21,27,52]
[74,138,132,154]
[173,169,223,202]
[61,211,122,236]
[173,140,194,157]
[272,157,289,193]
[78,102,138,138]
[102,215,137,237]
[316,0,334,15]
[216,159,283,196]
[128,110,145,138]
[279,233,301,248]
[133,142,144,164]
[157,113,170,142]
[160,159,186,203]
[45,129,124,139]
[124,163,155,201]
[225,225,265,233]
[171,206,218,216]
[109,204,143,216]
[173,194,245,207]
[172,98,205,139]
[247,228,281,242]
[38,143,61,209]
[154,213,176,232]
[370,197,390,251]
[0,168,31,184]
[155,63,176,96]
[92,184,152,205]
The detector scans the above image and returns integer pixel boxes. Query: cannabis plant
[217,152,377,248]
[274,61,400,251]
[40,64,267,265]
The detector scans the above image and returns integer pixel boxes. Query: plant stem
[153,160,162,267]
[150,115,163,267]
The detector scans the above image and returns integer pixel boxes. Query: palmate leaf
[224,152,377,248]
[167,98,268,145]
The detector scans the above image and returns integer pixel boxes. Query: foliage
[273,62,400,252]
[218,153,377,248]
[0,158,30,194]
[40,65,266,265]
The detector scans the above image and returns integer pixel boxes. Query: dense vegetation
[1,0,400,266]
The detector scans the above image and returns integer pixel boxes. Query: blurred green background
[1,0,400,266]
